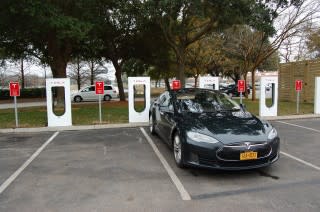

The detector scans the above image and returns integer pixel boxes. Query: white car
[71,85,118,102]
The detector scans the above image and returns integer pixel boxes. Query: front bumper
[183,137,280,170]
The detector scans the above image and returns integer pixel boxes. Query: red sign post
[9,82,20,127]
[237,80,246,93]
[295,80,302,91]
[10,82,20,97]
[172,80,181,90]
[95,81,104,123]
[295,80,302,114]
[237,80,245,104]
[95,81,104,95]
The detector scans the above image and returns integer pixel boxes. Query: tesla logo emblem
[244,142,251,150]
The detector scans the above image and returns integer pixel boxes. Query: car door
[158,92,175,142]
[87,86,96,101]
[80,86,94,101]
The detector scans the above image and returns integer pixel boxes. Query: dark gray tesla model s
[149,88,280,170]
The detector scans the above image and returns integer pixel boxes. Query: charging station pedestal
[128,77,150,123]
[315,77,320,114]
[259,77,278,117]
[46,78,72,127]
[199,77,219,90]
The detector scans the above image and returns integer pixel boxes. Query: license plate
[240,151,257,160]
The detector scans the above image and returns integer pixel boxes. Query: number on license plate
[240,151,258,160]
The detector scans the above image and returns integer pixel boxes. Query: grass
[236,99,314,116]
[0,98,315,129]
[0,101,144,128]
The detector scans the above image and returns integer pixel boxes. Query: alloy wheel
[174,134,182,164]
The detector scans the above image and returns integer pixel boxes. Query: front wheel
[149,115,156,135]
[173,133,185,168]
[74,96,82,102]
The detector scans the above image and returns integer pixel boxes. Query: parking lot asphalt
[0,119,320,211]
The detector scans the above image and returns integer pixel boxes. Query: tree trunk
[176,48,186,88]
[111,59,126,101]
[244,72,248,98]
[194,75,199,88]
[251,69,256,101]
[47,34,72,108]
[20,58,25,89]
[164,77,170,91]
[77,57,81,90]
[90,60,94,85]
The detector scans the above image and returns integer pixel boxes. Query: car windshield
[175,89,240,113]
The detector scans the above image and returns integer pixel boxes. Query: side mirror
[240,103,246,111]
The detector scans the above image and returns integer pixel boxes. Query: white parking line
[140,128,191,201]
[276,121,320,133]
[280,151,320,171]
[0,132,59,195]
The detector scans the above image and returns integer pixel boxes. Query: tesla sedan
[149,88,280,170]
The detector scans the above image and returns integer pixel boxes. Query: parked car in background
[149,88,280,170]
[220,84,250,97]
[71,85,118,102]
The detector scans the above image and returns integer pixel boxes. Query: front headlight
[267,128,278,140]
[187,132,220,144]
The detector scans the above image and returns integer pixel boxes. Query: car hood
[179,111,268,144]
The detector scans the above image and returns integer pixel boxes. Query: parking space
[272,119,320,167]
[0,119,320,211]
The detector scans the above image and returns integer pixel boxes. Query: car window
[82,87,90,92]
[177,90,240,113]
[105,86,112,90]
[89,86,95,92]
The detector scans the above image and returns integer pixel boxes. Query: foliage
[307,28,320,58]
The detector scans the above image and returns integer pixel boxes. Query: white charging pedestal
[128,77,150,123]
[46,78,72,127]
[259,77,278,117]
[199,77,219,90]
[315,77,320,114]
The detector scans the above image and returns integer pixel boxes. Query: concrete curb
[1,114,320,134]
[0,123,149,133]
[259,114,320,121]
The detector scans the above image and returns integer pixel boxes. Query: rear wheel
[149,114,156,135]
[173,133,185,168]
[74,96,82,102]
[104,95,111,101]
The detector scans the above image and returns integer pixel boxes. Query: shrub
[0,88,46,100]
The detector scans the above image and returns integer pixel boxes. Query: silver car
[72,85,118,102]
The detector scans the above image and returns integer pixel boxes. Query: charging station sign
[10,82,20,97]
[95,81,104,95]
[295,80,302,91]
[238,80,245,93]
[172,80,181,90]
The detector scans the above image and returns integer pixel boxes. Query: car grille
[216,142,272,161]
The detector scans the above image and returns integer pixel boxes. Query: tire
[104,95,111,101]
[149,114,156,135]
[74,96,82,103]
[173,133,185,168]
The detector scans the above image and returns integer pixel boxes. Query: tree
[307,28,320,58]
[0,0,94,105]
[146,0,276,87]
[247,0,319,100]
[67,57,88,90]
